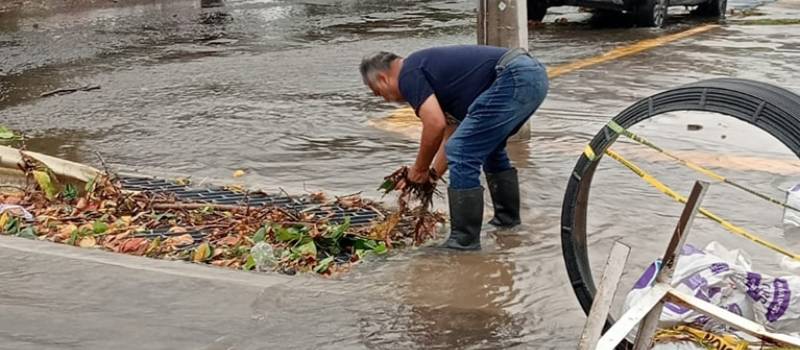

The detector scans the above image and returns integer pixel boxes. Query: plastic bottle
[250,242,276,271]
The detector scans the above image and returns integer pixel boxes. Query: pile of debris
[0,149,445,276]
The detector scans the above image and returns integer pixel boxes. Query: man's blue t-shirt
[398,45,508,122]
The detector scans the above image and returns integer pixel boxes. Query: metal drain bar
[120,175,383,243]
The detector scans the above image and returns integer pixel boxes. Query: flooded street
[2,0,800,349]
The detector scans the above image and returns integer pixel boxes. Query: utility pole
[477,0,531,140]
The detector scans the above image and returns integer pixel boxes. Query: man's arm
[408,94,447,183]
[431,124,456,178]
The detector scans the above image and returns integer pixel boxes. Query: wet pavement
[2,0,800,349]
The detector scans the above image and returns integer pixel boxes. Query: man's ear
[377,71,390,87]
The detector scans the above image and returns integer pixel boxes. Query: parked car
[527,0,727,27]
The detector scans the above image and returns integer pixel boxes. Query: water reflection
[357,251,525,349]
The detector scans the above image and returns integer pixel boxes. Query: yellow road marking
[374,24,720,135]
[547,24,718,78]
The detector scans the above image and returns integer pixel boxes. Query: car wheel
[635,0,668,27]
[697,0,727,19]
[527,0,548,22]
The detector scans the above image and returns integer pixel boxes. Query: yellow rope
[606,120,800,213]
[602,147,800,260]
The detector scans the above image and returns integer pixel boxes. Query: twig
[0,185,26,192]
[94,150,114,177]
[152,202,254,211]
[335,191,363,200]
[40,85,100,98]
[279,187,302,207]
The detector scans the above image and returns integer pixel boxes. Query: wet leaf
[145,238,161,256]
[75,197,88,211]
[0,213,8,230]
[92,221,109,235]
[62,184,78,201]
[233,169,246,178]
[119,238,149,255]
[373,242,388,255]
[314,256,334,273]
[84,175,97,193]
[175,177,192,186]
[294,240,317,257]
[243,255,256,271]
[57,223,78,240]
[33,170,58,200]
[67,230,80,245]
[168,226,187,234]
[193,242,213,262]
[355,249,367,260]
[378,179,395,193]
[17,226,37,239]
[0,126,16,139]
[78,236,97,248]
[165,234,195,248]
[252,226,267,243]
[275,226,302,242]
[3,216,20,235]
[324,217,350,241]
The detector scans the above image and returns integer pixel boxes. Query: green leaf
[92,221,109,235]
[67,229,80,245]
[243,255,256,271]
[33,170,58,200]
[3,216,20,235]
[275,226,302,242]
[252,226,267,243]
[378,179,395,193]
[373,242,388,255]
[314,256,334,273]
[0,126,19,140]
[84,175,97,193]
[355,249,367,260]
[17,226,37,239]
[354,238,378,251]
[192,242,213,262]
[325,217,350,241]
[62,184,78,201]
[293,241,317,257]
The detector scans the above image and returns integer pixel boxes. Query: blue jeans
[446,55,549,190]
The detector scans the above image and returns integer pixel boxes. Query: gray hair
[359,51,401,85]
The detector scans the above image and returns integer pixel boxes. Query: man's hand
[407,165,430,184]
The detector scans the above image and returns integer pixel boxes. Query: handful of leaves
[379,166,440,210]
[378,166,445,244]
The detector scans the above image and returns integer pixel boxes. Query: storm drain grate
[120,175,383,242]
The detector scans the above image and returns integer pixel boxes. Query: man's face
[368,72,403,103]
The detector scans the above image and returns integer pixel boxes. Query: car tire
[634,0,668,27]
[527,0,548,22]
[696,0,728,19]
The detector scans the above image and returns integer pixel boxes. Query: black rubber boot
[486,168,521,228]
[441,187,484,251]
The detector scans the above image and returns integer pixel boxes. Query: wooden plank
[578,241,631,350]
[596,283,671,350]
[633,181,710,350]
[666,288,800,347]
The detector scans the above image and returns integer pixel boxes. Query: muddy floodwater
[2,0,800,349]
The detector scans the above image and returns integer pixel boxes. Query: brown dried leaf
[168,226,187,234]
[57,224,78,240]
[118,238,149,255]
[164,234,194,248]
[78,236,97,248]
[218,235,240,247]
